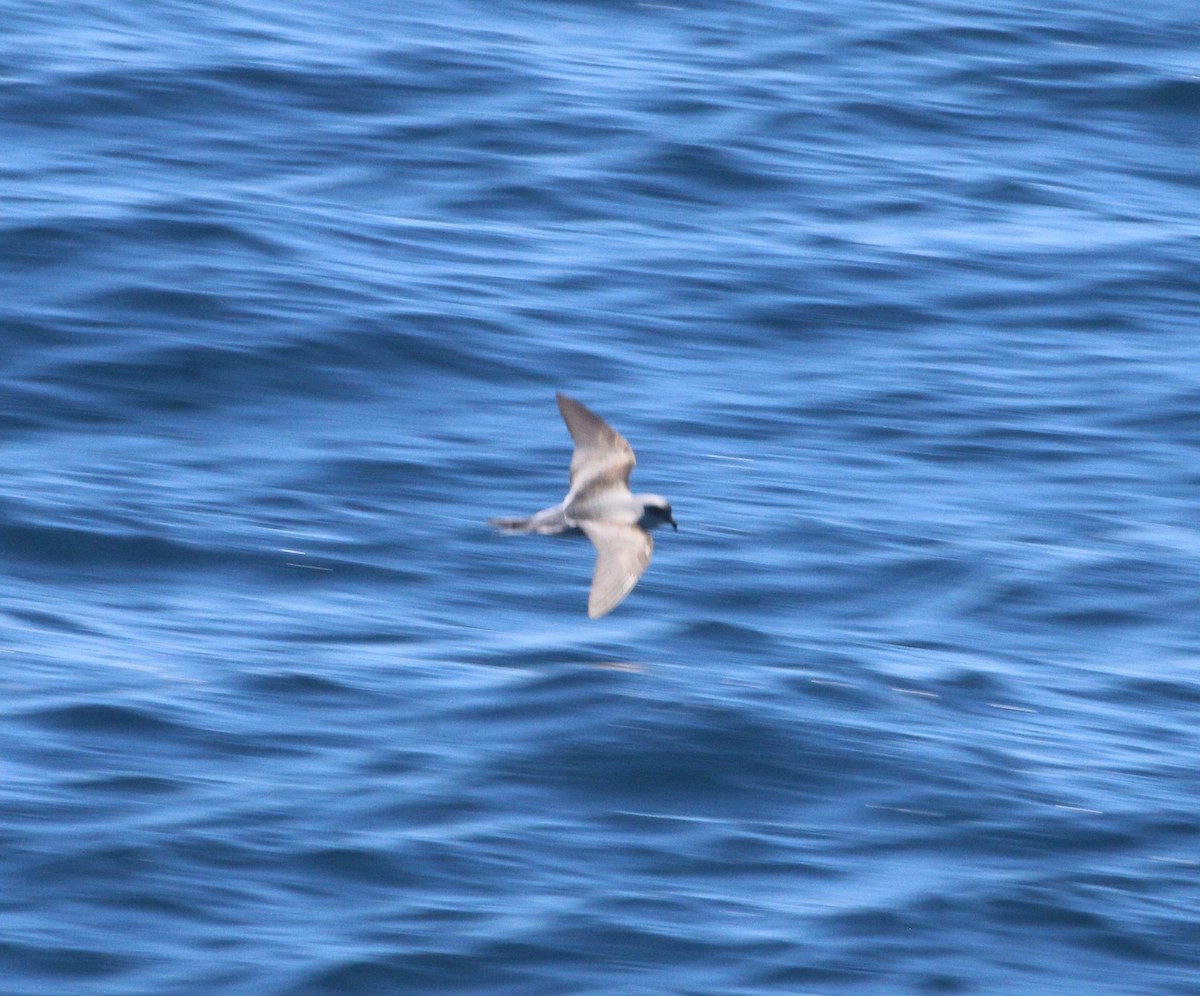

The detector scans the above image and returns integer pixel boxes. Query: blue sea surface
[3,0,1200,992]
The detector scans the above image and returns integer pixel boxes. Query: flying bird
[490,392,676,618]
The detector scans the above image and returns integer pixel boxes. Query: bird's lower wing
[579,522,653,619]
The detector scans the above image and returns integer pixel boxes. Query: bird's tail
[488,515,538,533]
[489,506,571,534]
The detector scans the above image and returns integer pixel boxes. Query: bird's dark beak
[670,517,678,531]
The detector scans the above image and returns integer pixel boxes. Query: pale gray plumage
[490,392,676,618]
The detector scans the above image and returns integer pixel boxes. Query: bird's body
[490,393,676,618]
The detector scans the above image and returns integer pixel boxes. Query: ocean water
[3,0,1200,992]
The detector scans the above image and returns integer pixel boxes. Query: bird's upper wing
[579,521,653,618]
[556,392,636,500]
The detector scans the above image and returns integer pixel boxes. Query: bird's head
[638,494,677,531]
